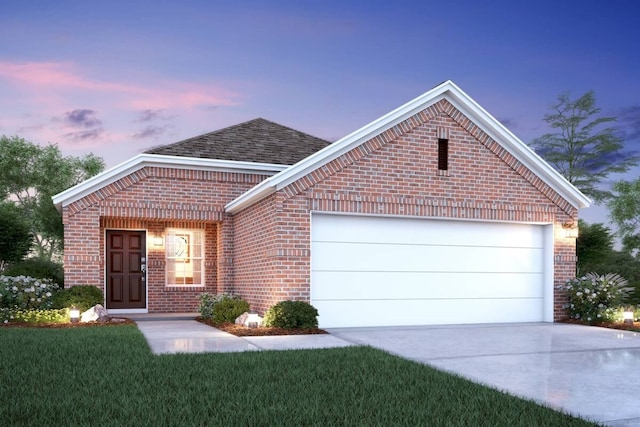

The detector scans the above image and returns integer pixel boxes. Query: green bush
[52,285,103,312]
[559,272,633,323]
[212,296,250,324]
[198,293,249,323]
[0,307,69,324]
[263,300,318,329]
[0,275,59,310]
[3,259,64,287]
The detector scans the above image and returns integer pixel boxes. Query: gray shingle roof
[144,118,331,165]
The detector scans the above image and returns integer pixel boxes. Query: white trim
[53,154,287,211]
[543,224,555,322]
[226,80,591,213]
[309,209,555,226]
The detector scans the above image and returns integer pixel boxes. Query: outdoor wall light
[153,235,164,247]
[562,220,579,239]
[623,309,634,325]
[69,306,80,323]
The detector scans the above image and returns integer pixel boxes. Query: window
[438,138,449,171]
[165,229,204,286]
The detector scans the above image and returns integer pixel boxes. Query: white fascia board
[443,86,591,209]
[226,80,591,214]
[52,154,286,211]
[226,83,453,213]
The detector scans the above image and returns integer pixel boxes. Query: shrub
[212,297,250,324]
[52,285,103,312]
[198,293,249,324]
[3,259,64,287]
[560,272,633,323]
[0,275,59,310]
[0,308,69,324]
[263,300,318,329]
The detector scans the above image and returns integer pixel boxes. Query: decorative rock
[235,312,249,325]
[81,304,109,323]
[244,312,263,328]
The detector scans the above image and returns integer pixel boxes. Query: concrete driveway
[327,323,640,426]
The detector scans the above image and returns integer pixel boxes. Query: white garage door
[311,214,552,328]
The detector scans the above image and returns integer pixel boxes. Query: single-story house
[53,80,590,328]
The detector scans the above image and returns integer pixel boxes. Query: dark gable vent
[438,138,449,171]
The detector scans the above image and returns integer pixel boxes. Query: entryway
[106,230,147,309]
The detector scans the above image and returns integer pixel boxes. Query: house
[53,81,590,328]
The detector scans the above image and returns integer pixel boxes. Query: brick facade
[61,99,579,320]
[62,167,268,312]
[232,100,578,319]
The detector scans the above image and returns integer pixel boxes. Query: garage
[310,213,553,328]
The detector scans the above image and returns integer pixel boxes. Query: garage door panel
[314,299,544,328]
[312,215,544,249]
[310,214,550,328]
[311,271,544,300]
[313,241,543,273]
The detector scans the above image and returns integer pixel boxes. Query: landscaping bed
[198,317,327,336]
[0,318,135,328]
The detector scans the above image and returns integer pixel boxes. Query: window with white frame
[165,229,204,286]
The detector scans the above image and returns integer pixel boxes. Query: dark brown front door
[106,230,146,309]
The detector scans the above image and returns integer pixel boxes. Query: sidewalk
[134,319,354,354]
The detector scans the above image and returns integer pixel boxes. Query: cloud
[63,128,105,143]
[0,61,241,110]
[497,117,517,129]
[132,125,168,140]
[51,109,105,145]
[62,109,102,128]
[134,109,175,123]
[617,105,640,142]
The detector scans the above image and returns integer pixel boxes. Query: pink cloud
[0,61,241,109]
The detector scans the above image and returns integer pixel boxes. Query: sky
[1,0,639,227]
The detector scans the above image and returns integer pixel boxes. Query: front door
[106,230,146,309]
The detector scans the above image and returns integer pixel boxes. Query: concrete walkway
[134,319,354,354]
[328,323,640,427]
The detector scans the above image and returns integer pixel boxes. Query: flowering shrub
[0,308,69,324]
[560,273,633,324]
[0,275,60,311]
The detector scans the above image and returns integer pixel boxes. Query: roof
[53,118,329,211]
[52,154,288,211]
[226,80,592,213]
[145,118,331,165]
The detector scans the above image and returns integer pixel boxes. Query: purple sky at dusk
[1,0,639,226]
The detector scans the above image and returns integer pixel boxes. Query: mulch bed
[560,318,640,332]
[197,318,327,336]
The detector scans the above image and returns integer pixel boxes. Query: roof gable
[226,81,591,213]
[145,118,330,165]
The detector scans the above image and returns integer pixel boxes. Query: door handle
[141,264,146,273]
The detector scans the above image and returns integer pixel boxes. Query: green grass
[0,326,597,426]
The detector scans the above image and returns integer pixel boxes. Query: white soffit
[226,80,591,213]
[52,154,287,211]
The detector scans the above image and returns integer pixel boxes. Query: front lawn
[0,326,596,426]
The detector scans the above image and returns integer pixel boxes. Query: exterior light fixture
[562,220,579,239]
[244,312,263,328]
[70,306,80,323]
[623,309,634,325]
[153,235,164,247]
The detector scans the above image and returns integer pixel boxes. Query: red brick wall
[234,100,578,320]
[62,167,268,312]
